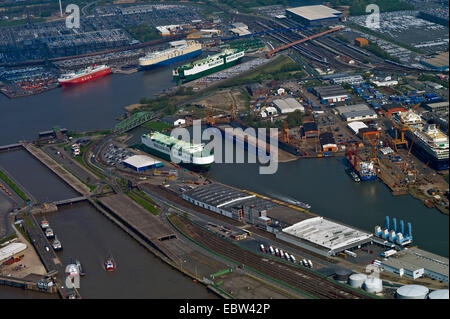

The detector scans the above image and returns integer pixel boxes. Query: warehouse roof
[286,5,342,21]
[347,121,368,134]
[273,98,304,113]
[313,85,349,98]
[266,206,313,225]
[0,242,27,261]
[382,248,448,277]
[342,109,377,120]
[123,155,162,169]
[281,217,371,251]
[335,103,370,114]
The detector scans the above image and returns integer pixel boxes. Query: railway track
[172,215,375,299]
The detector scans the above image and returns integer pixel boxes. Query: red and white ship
[58,64,111,86]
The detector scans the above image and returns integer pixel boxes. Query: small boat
[41,220,49,229]
[76,260,85,276]
[104,256,116,272]
[52,237,62,251]
[65,263,79,277]
[45,228,54,238]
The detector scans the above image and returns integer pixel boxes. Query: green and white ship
[172,48,245,82]
[141,131,214,170]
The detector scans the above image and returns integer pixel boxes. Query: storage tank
[428,289,449,299]
[348,273,367,288]
[396,285,429,299]
[363,276,383,293]
[334,269,352,283]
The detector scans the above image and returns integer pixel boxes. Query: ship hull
[401,130,449,170]
[140,49,202,69]
[174,58,242,82]
[409,140,449,170]
[345,158,377,181]
[137,144,212,171]
[59,68,111,86]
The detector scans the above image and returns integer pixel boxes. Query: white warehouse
[273,98,305,114]
[276,216,372,257]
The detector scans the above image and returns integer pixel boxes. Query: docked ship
[140,131,214,170]
[139,40,202,69]
[394,111,449,170]
[173,48,245,82]
[52,237,62,251]
[345,145,377,181]
[45,228,54,239]
[58,64,111,86]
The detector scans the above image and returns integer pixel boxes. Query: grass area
[142,121,173,131]
[126,191,159,215]
[0,17,45,27]
[221,55,305,88]
[14,224,30,243]
[418,74,449,88]
[125,23,161,42]
[0,169,29,202]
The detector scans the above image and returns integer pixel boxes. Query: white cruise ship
[395,110,449,170]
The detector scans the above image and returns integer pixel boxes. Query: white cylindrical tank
[396,285,429,299]
[428,289,449,299]
[363,276,383,293]
[348,273,367,288]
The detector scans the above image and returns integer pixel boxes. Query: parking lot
[101,143,135,167]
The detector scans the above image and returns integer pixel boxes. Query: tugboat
[45,228,54,239]
[52,237,62,251]
[76,260,85,276]
[104,256,116,272]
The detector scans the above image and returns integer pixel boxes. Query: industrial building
[302,121,319,138]
[420,51,449,71]
[319,132,338,152]
[286,5,342,26]
[423,101,449,113]
[347,121,368,135]
[382,104,406,116]
[0,242,27,262]
[229,22,251,36]
[371,76,398,87]
[273,98,305,114]
[123,155,163,172]
[161,115,186,126]
[330,74,364,85]
[354,37,369,47]
[181,183,314,232]
[246,83,269,97]
[336,104,378,122]
[380,248,449,283]
[311,85,350,103]
[276,217,372,257]
[181,183,276,227]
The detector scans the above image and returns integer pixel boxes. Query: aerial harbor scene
[0,0,448,305]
